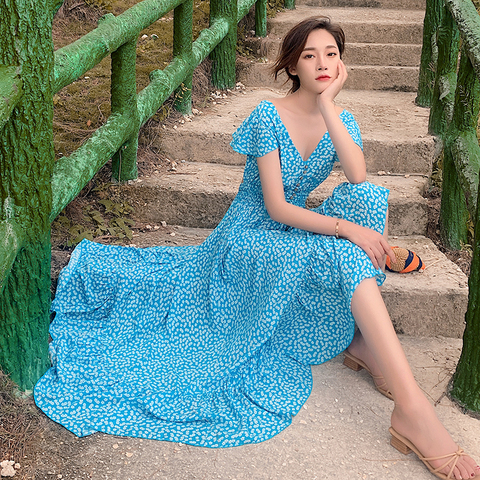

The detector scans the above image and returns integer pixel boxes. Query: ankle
[392,385,427,408]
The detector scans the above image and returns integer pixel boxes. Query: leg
[347,211,389,389]
[351,278,480,480]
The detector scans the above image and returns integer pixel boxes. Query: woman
[35,16,479,480]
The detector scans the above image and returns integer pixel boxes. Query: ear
[287,65,297,75]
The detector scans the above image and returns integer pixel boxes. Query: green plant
[52,199,135,247]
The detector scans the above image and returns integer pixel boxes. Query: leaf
[56,215,71,227]
[98,199,114,213]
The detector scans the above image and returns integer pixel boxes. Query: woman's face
[289,28,341,94]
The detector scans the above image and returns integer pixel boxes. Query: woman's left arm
[318,61,367,184]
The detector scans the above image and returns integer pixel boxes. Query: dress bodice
[231,100,363,209]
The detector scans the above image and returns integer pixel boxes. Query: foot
[391,392,480,479]
[347,330,390,393]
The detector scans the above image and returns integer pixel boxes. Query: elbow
[265,201,288,224]
[266,206,282,223]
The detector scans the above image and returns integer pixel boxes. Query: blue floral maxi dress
[34,100,389,447]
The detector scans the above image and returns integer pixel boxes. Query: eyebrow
[302,45,338,51]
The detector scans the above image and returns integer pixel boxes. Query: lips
[316,75,331,81]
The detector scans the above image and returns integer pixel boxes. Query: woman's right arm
[257,149,394,269]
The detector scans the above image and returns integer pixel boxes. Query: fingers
[337,60,348,84]
[366,236,393,271]
[380,238,396,264]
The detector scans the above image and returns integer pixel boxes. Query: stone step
[296,0,425,11]
[55,230,463,338]
[267,6,424,45]
[238,60,419,92]
[158,88,433,175]
[246,36,422,66]
[122,161,428,236]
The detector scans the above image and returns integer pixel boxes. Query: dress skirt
[34,180,389,447]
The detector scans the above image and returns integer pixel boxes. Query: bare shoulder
[267,97,288,110]
[335,105,345,115]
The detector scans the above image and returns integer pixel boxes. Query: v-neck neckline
[265,100,345,163]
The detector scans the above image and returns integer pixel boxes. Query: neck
[287,89,321,115]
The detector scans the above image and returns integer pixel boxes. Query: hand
[340,220,396,270]
[317,60,348,108]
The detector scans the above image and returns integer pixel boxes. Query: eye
[327,52,337,57]
[304,54,314,59]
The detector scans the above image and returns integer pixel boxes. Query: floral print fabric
[34,100,389,447]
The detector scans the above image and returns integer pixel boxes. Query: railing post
[210,0,237,89]
[284,0,295,9]
[440,46,480,249]
[428,5,460,137]
[173,0,194,114]
[450,182,480,412]
[111,35,140,182]
[416,0,444,106]
[255,0,267,37]
[0,0,55,391]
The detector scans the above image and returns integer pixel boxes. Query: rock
[1,460,16,477]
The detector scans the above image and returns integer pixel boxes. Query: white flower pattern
[34,100,389,448]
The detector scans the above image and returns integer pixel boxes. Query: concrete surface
[237,5,424,92]
[158,88,434,174]
[298,0,425,9]
[238,60,420,92]
[267,7,424,44]
[46,335,480,480]
[245,37,422,66]
[123,163,429,236]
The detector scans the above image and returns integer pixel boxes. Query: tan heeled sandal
[389,427,477,480]
[343,351,394,400]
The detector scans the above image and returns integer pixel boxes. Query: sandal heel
[343,354,364,372]
[390,433,412,455]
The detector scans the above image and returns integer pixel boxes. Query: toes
[454,457,479,480]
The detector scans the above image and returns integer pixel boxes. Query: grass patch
[52,0,210,159]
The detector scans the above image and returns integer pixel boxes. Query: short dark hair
[272,16,346,93]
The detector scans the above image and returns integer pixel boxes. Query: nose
[317,56,328,70]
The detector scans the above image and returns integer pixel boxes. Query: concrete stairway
[52,1,468,338]
[238,2,425,91]
[138,1,467,338]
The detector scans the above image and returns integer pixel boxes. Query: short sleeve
[333,110,363,162]
[230,101,279,158]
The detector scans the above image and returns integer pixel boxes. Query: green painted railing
[0,0,295,391]
[417,0,480,412]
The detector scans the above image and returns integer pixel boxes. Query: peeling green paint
[440,45,480,249]
[51,13,231,217]
[54,0,183,93]
[428,6,459,137]
[427,0,480,412]
[50,112,133,221]
[445,0,480,81]
[255,0,267,37]
[0,0,54,390]
[111,39,139,181]
[238,0,256,22]
[0,220,25,294]
[210,0,237,89]
[138,17,229,126]
[451,183,480,412]
[2,0,279,390]
[416,0,443,106]
[0,65,23,132]
[173,0,194,114]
